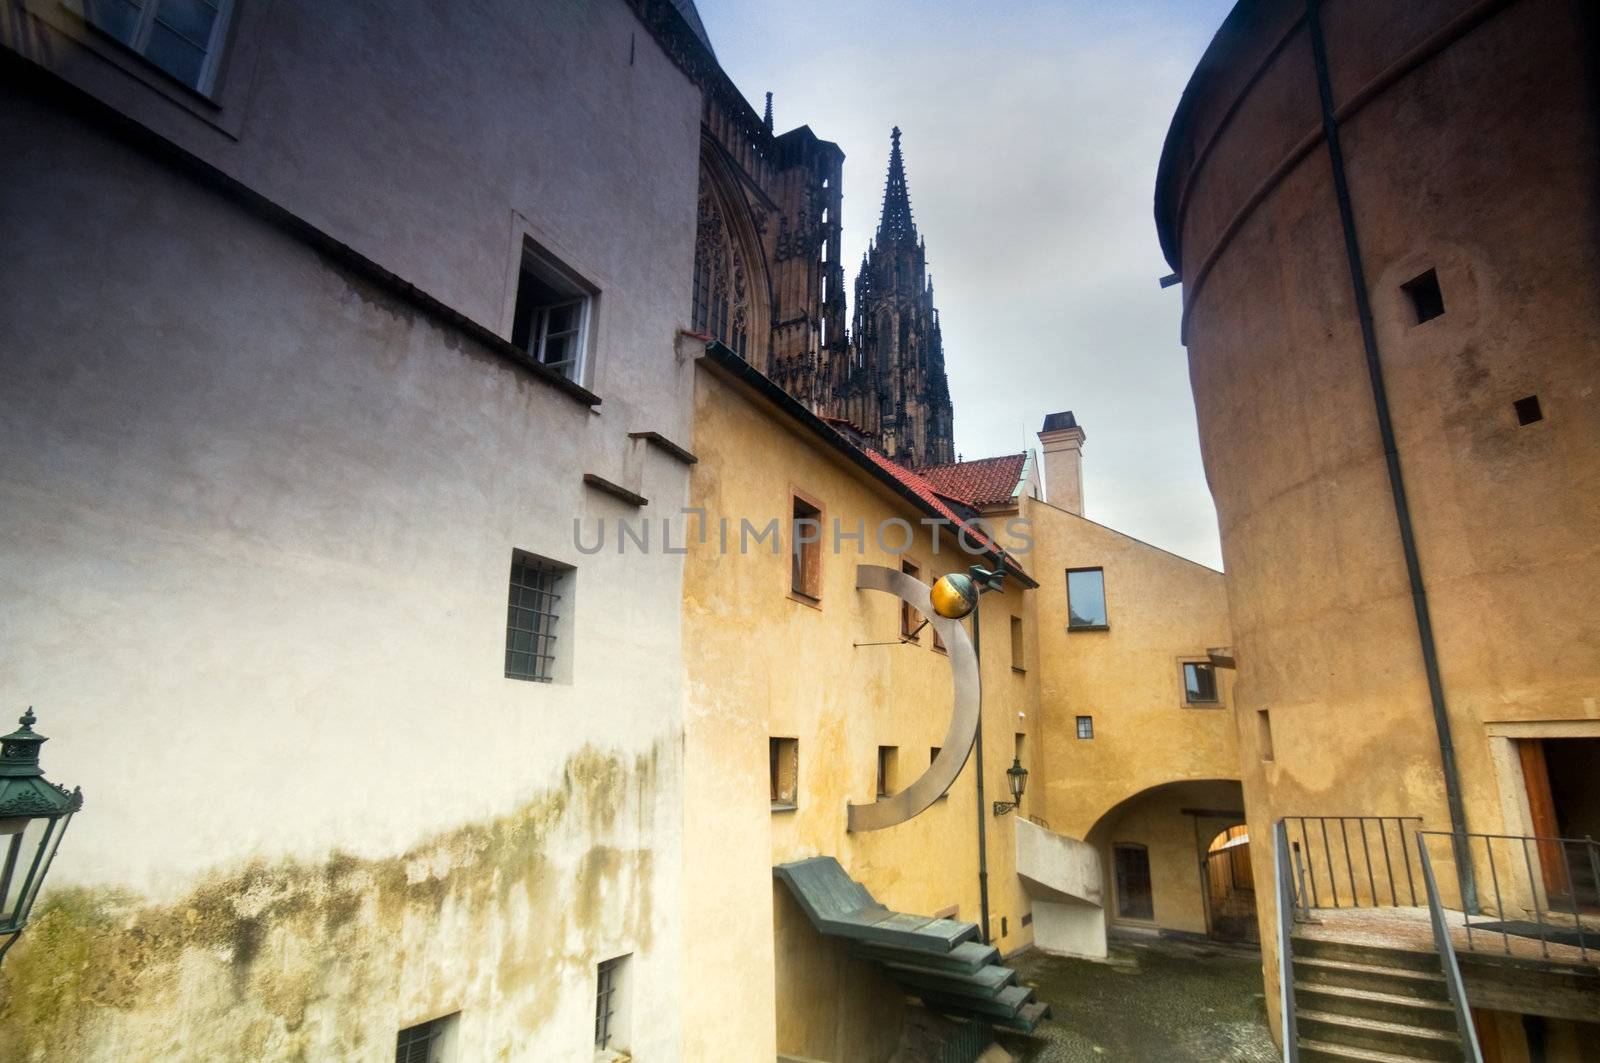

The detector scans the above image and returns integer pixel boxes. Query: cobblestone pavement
[996,934,1279,1062]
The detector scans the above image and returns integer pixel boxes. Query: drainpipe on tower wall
[972,597,993,944]
[1305,0,1476,910]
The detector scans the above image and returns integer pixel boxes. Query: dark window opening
[1183,661,1219,704]
[1401,268,1445,324]
[1076,715,1094,740]
[1514,395,1543,425]
[1114,844,1154,920]
[511,242,593,382]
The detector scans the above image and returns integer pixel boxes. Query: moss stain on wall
[0,744,663,1062]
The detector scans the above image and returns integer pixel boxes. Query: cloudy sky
[695,0,1233,569]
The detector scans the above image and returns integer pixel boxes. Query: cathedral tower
[827,128,955,466]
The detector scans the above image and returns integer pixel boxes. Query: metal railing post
[1274,819,1300,1063]
[1418,839,1484,1062]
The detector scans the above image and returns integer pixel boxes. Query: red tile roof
[862,448,1007,559]
[915,454,1028,509]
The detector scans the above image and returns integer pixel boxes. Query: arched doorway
[1202,824,1258,944]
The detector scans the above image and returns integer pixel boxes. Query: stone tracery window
[693,176,751,359]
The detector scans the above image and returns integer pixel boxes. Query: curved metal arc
[848,564,980,832]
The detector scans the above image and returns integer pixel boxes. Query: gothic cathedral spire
[827,127,955,467]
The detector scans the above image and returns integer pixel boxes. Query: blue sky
[695,0,1234,568]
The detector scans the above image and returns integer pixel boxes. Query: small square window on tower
[1401,268,1445,324]
[1513,395,1543,425]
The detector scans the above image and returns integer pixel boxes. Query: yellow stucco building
[681,342,1244,1058]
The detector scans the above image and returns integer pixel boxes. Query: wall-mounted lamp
[992,757,1028,817]
[0,708,83,964]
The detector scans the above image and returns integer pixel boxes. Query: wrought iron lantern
[0,709,82,962]
[993,756,1029,817]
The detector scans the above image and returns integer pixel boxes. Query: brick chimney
[1038,411,1087,515]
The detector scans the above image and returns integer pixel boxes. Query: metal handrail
[1282,815,1424,911]
[1418,830,1597,964]
[1273,819,1300,1063]
[1418,840,1484,1062]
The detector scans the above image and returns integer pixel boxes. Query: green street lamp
[992,757,1029,817]
[0,708,83,963]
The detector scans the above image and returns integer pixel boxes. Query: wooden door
[1518,739,1570,899]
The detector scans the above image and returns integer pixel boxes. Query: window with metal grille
[505,552,570,682]
[394,1013,457,1063]
[595,956,624,1050]
[1183,661,1219,704]
[511,240,595,384]
[1076,715,1094,740]
[69,0,237,94]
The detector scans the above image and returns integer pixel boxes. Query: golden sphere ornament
[929,572,979,620]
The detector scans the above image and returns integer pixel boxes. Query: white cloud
[696,0,1232,568]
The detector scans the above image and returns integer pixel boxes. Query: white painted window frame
[64,0,237,96]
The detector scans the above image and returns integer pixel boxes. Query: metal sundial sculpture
[847,563,1000,832]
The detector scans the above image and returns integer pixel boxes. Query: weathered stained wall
[683,362,1042,1061]
[0,0,703,1053]
[1157,0,1600,1034]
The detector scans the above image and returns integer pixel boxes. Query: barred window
[1076,715,1094,740]
[505,552,571,683]
[394,1013,458,1063]
[595,955,630,1051]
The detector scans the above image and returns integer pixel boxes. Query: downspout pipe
[1305,0,1476,910]
[972,599,992,944]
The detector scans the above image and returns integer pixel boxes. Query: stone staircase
[1290,936,1466,1062]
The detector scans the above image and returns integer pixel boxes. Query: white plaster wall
[0,0,702,1055]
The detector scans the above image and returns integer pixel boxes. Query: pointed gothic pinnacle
[878,126,915,245]
[763,92,774,133]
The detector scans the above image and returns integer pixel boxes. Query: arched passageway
[1202,824,1258,944]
